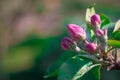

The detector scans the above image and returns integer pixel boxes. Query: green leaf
[108,40,120,48]
[78,55,99,63]
[109,30,120,40]
[85,5,96,40]
[86,28,95,41]
[102,23,115,36]
[113,20,120,32]
[100,14,111,28]
[58,56,101,80]
[85,5,95,23]
[78,64,101,80]
[44,51,77,78]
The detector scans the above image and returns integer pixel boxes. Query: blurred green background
[0,0,120,80]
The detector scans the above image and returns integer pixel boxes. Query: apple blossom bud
[67,24,86,41]
[96,29,108,46]
[91,14,101,29]
[61,37,74,50]
[96,29,108,54]
[96,29,104,36]
[85,43,97,54]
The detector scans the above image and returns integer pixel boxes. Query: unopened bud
[67,24,86,41]
[96,29,104,36]
[91,14,101,29]
[61,37,74,50]
[95,29,108,54]
[96,29,108,44]
[85,43,97,54]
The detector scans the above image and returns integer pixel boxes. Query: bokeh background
[0,0,120,80]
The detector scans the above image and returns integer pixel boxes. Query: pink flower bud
[61,37,74,50]
[67,24,86,41]
[91,14,101,29]
[85,43,97,53]
[96,29,104,36]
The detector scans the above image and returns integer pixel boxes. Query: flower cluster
[61,14,106,54]
[61,14,120,70]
